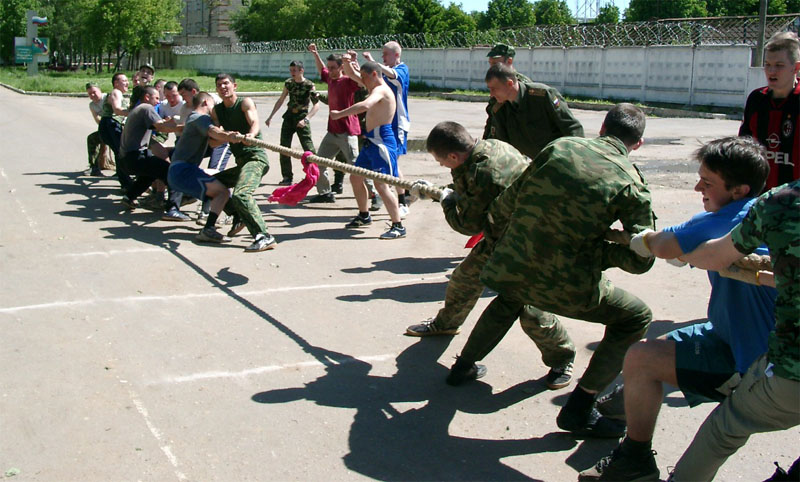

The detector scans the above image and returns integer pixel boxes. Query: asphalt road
[0,86,796,481]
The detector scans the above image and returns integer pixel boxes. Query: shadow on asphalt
[341,256,461,275]
[252,338,576,481]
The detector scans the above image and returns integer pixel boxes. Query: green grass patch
[0,67,326,93]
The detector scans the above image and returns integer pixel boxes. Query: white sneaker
[398,203,409,219]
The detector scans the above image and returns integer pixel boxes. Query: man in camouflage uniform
[484,62,584,159]
[266,60,320,185]
[453,104,656,438]
[483,44,532,140]
[668,180,800,482]
[212,73,277,253]
[408,122,577,388]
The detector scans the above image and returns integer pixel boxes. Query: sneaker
[307,192,336,203]
[162,208,191,221]
[196,227,231,243]
[345,215,372,228]
[195,212,208,226]
[546,362,574,390]
[218,213,233,225]
[597,384,626,421]
[405,319,460,337]
[579,446,659,481]
[398,203,410,219]
[379,224,406,239]
[90,167,103,177]
[278,177,293,186]
[245,233,277,252]
[369,194,383,211]
[227,219,246,237]
[446,356,487,386]
[120,195,137,210]
[331,182,344,194]
[557,405,627,439]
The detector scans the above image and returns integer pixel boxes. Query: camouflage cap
[139,63,155,74]
[85,82,98,89]
[487,44,516,58]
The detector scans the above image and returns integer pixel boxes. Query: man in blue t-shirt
[582,136,776,481]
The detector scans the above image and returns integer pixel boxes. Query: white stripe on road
[57,247,165,258]
[155,354,396,385]
[0,275,447,314]
[0,167,39,235]
[125,383,188,481]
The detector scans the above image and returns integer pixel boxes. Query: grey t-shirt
[172,112,213,165]
[120,103,162,155]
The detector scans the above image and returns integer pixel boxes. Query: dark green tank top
[213,97,266,161]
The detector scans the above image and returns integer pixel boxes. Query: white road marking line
[0,168,39,234]
[0,275,447,314]
[155,354,396,385]
[57,247,165,258]
[125,383,188,481]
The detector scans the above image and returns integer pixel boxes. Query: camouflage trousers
[87,130,102,168]
[441,240,575,368]
[279,116,315,180]
[215,157,270,237]
[463,282,651,392]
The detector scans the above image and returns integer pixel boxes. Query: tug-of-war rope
[236,134,774,286]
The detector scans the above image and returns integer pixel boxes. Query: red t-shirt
[322,68,361,136]
[740,82,800,191]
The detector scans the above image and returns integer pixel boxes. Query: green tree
[307,0,361,38]
[624,0,706,21]
[397,0,447,33]
[360,0,402,35]
[232,0,310,41]
[533,0,574,24]
[594,4,620,23]
[442,2,477,31]
[788,0,800,12]
[481,0,535,29]
[706,0,787,15]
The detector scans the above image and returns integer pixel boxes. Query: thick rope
[241,135,773,286]
[237,135,443,201]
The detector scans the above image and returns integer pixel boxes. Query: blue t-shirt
[664,197,777,374]
[385,63,410,149]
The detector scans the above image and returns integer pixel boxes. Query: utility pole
[754,0,768,67]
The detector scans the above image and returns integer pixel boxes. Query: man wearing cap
[484,44,532,139]
[484,62,583,159]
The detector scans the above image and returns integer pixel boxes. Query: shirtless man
[331,61,406,239]
[98,72,131,189]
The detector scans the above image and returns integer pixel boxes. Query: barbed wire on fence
[173,14,800,55]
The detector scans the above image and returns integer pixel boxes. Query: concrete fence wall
[175,44,765,108]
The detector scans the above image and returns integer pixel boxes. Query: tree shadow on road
[341,256,461,275]
[252,338,577,481]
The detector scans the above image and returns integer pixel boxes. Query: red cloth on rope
[464,233,484,249]
[268,151,320,206]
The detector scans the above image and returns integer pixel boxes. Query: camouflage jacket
[480,135,656,312]
[283,78,319,119]
[443,139,531,236]
[485,80,584,159]
[483,71,532,140]
[731,180,800,381]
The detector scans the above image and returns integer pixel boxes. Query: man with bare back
[331,61,406,239]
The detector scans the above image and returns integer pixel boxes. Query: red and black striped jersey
[739,82,800,191]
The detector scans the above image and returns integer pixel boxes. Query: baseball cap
[487,44,516,58]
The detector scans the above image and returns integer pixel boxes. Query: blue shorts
[668,321,738,407]
[394,127,408,156]
[355,124,398,176]
[168,162,216,200]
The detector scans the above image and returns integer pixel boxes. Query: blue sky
[446,0,632,16]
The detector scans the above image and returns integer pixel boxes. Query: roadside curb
[417,91,741,120]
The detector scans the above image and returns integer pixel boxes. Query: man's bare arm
[330,90,382,119]
[342,54,365,87]
[152,117,179,133]
[109,90,128,116]
[308,43,325,76]
[679,233,744,271]
[241,97,261,136]
[265,88,288,126]
[362,51,396,79]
